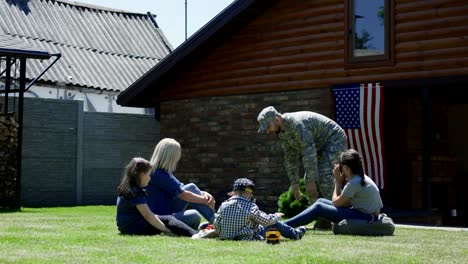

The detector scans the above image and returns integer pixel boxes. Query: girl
[284,149,383,228]
[146,138,216,230]
[116,157,196,236]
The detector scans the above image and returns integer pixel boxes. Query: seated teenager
[284,149,383,228]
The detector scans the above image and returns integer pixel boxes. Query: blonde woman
[146,138,216,229]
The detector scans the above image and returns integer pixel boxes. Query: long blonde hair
[150,138,181,173]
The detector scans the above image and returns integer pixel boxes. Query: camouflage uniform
[258,106,347,201]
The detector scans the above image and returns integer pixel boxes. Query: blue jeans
[283,198,372,228]
[259,221,299,240]
[171,183,215,229]
[171,210,201,230]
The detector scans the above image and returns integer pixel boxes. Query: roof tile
[0,0,172,91]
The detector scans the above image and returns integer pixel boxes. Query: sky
[355,0,385,51]
[77,0,236,48]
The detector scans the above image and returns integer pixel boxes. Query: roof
[0,33,51,59]
[117,0,276,107]
[0,0,172,91]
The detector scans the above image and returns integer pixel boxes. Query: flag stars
[333,88,361,129]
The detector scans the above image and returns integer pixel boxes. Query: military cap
[257,106,279,133]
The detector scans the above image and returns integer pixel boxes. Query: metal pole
[16,58,26,208]
[5,57,11,113]
[26,53,61,91]
[185,0,188,40]
[0,58,15,77]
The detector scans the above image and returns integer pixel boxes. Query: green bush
[277,179,311,218]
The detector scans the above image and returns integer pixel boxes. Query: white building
[0,0,172,114]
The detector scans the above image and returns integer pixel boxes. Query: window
[346,0,394,66]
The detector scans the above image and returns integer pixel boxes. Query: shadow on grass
[0,207,44,214]
[0,207,21,213]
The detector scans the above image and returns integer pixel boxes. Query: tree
[377,6,384,26]
[355,30,374,50]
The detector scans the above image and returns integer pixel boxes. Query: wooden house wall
[158,0,468,101]
[151,0,468,224]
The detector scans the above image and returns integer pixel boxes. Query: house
[0,0,165,207]
[117,0,468,226]
[1,0,172,114]
[0,35,161,207]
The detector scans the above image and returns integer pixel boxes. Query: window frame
[345,0,394,68]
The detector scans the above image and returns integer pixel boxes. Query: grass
[0,206,467,264]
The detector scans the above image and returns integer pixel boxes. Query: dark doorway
[384,81,468,227]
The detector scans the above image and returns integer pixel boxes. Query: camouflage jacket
[278,111,346,184]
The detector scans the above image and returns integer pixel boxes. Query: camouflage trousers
[305,134,347,202]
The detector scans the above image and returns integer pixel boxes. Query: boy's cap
[257,106,279,133]
[233,178,255,192]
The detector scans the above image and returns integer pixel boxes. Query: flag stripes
[333,83,385,189]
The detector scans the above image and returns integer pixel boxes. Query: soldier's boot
[314,217,332,230]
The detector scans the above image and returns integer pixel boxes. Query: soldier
[257,106,347,227]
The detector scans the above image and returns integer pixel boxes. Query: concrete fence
[11,97,159,206]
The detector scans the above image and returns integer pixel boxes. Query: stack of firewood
[0,113,18,206]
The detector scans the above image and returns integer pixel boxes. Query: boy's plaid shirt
[214,195,279,240]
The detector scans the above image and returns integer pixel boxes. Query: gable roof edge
[117,0,274,107]
[55,0,148,16]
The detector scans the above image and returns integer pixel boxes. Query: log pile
[0,113,18,207]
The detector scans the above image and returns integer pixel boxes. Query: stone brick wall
[0,113,18,207]
[160,87,334,212]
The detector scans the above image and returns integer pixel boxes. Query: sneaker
[198,222,210,230]
[295,226,307,240]
[191,229,219,239]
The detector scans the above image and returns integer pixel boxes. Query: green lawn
[0,206,467,264]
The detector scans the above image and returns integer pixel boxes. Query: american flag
[333,83,385,189]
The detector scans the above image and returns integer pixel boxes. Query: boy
[214,178,306,241]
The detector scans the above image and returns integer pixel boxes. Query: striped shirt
[214,195,279,240]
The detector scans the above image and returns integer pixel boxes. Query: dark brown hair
[340,149,366,186]
[117,157,152,195]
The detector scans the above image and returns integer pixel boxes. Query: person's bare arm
[331,164,352,207]
[178,190,210,205]
[332,183,352,207]
[136,204,171,233]
[201,191,216,210]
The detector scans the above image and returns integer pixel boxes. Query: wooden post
[4,57,11,113]
[15,58,26,208]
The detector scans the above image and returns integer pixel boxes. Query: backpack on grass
[332,214,395,236]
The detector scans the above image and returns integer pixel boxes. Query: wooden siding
[158,0,468,101]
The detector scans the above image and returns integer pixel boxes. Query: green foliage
[377,6,385,26]
[277,179,310,218]
[355,30,374,50]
